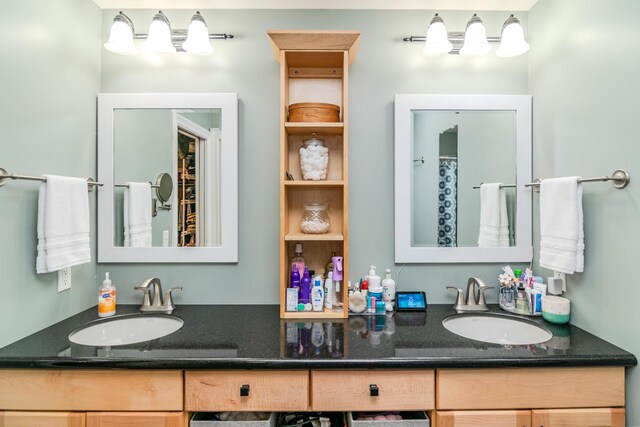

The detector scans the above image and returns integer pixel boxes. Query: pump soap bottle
[382,268,396,310]
[98,272,116,317]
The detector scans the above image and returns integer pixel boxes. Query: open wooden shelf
[270,31,360,320]
[285,232,344,241]
[285,122,344,135]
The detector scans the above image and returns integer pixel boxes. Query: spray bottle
[331,256,343,306]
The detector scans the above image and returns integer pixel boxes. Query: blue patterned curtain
[438,159,458,247]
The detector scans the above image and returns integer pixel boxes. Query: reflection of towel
[124,182,152,247]
[478,183,510,247]
[539,177,584,274]
[36,175,91,273]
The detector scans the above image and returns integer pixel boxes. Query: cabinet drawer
[437,410,530,427]
[531,408,625,427]
[311,370,435,411]
[0,411,85,427]
[185,370,309,411]
[86,412,185,427]
[0,370,183,411]
[437,367,624,410]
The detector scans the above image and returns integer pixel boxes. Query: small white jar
[300,203,330,234]
[299,136,329,181]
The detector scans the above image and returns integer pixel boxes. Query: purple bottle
[300,266,311,304]
[290,265,300,290]
[332,256,343,281]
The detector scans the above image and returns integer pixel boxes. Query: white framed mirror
[98,93,238,263]
[394,94,532,263]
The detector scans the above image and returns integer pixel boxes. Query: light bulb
[497,15,530,58]
[460,14,492,56]
[423,13,452,57]
[104,12,137,55]
[143,11,176,54]
[183,11,214,55]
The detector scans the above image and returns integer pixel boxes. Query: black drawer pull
[369,384,379,397]
[240,384,250,397]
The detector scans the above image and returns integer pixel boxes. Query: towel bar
[525,169,630,192]
[0,168,103,192]
[473,183,516,189]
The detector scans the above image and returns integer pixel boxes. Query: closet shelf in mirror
[285,232,344,241]
[285,122,343,135]
[284,180,343,188]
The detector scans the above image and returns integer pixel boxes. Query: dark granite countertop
[0,304,635,369]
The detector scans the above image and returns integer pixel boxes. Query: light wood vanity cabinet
[437,410,531,427]
[185,370,309,412]
[311,370,435,411]
[0,412,86,427]
[0,367,628,427]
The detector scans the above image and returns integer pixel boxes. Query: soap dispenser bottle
[98,272,116,318]
[382,269,396,309]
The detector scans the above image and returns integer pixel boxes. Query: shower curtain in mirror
[438,158,458,247]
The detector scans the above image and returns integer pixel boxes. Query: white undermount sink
[68,314,183,347]
[443,313,552,345]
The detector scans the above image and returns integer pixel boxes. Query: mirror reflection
[411,110,516,248]
[114,108,222,248]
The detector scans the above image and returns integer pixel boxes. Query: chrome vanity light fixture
[459,14,492,56]
[403,13,528,58]
[143,10,176,53]
[104,12,138,55]
[182,11,214,55]
[496,14,530,57]
[104,10,233,56]
[423,13,453,56]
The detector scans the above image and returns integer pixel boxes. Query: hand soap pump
[382,269,396,310]
[98,272,116,318]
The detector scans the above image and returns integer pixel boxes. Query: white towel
[124,182,152,247]
[36,175,91,274]
[539,177,584,274]
[478,183,510,247]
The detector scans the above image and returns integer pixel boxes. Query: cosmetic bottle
[382,268,396,309]
[98,272,116,318]
[312,278,324,311]
[324,272,334,309]
[291,243,305,274]
[300,267,311,304]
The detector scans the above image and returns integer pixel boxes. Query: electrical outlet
[553,270,567,292]
[58,268,71,292]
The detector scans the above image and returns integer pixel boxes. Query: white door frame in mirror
[394,94,532,263]
[97,93,238,263]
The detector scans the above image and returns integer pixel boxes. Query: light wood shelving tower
[268,30,360,319]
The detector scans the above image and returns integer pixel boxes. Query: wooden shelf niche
[269,31,360,319]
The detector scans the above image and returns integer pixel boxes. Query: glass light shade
[104,13,137,55]
[182,12,214,55]
[496,15,530,57]
[423,14,453,56]
[143,11,176,53]
[460,14,492,56]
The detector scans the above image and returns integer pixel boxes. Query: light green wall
[529,0,640,422]
[0,0,101,348]
[97,9,529,305]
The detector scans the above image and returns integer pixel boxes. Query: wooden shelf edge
[282,309,347,319]
[285,233,344,241]
[284,180,344,187]
[285,122,344,135]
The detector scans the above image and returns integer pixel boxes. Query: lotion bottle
[382,268,397,309]
[98,272,116,317]
[312,278,324,312]
[324,271,334,309]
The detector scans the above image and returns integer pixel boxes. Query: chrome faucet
[447,277,494,312]
[134,277,182,314]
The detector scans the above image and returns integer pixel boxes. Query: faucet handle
[477,286,495,307]
[134,286,151,307]
[163,287,183,309]
[446,286,465,308]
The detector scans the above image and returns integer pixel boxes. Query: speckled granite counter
[0,305,635,369]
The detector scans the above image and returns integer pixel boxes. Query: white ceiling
[92,0,538,11]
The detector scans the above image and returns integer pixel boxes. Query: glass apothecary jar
[301,203,330,234]
[299,135,329,180]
